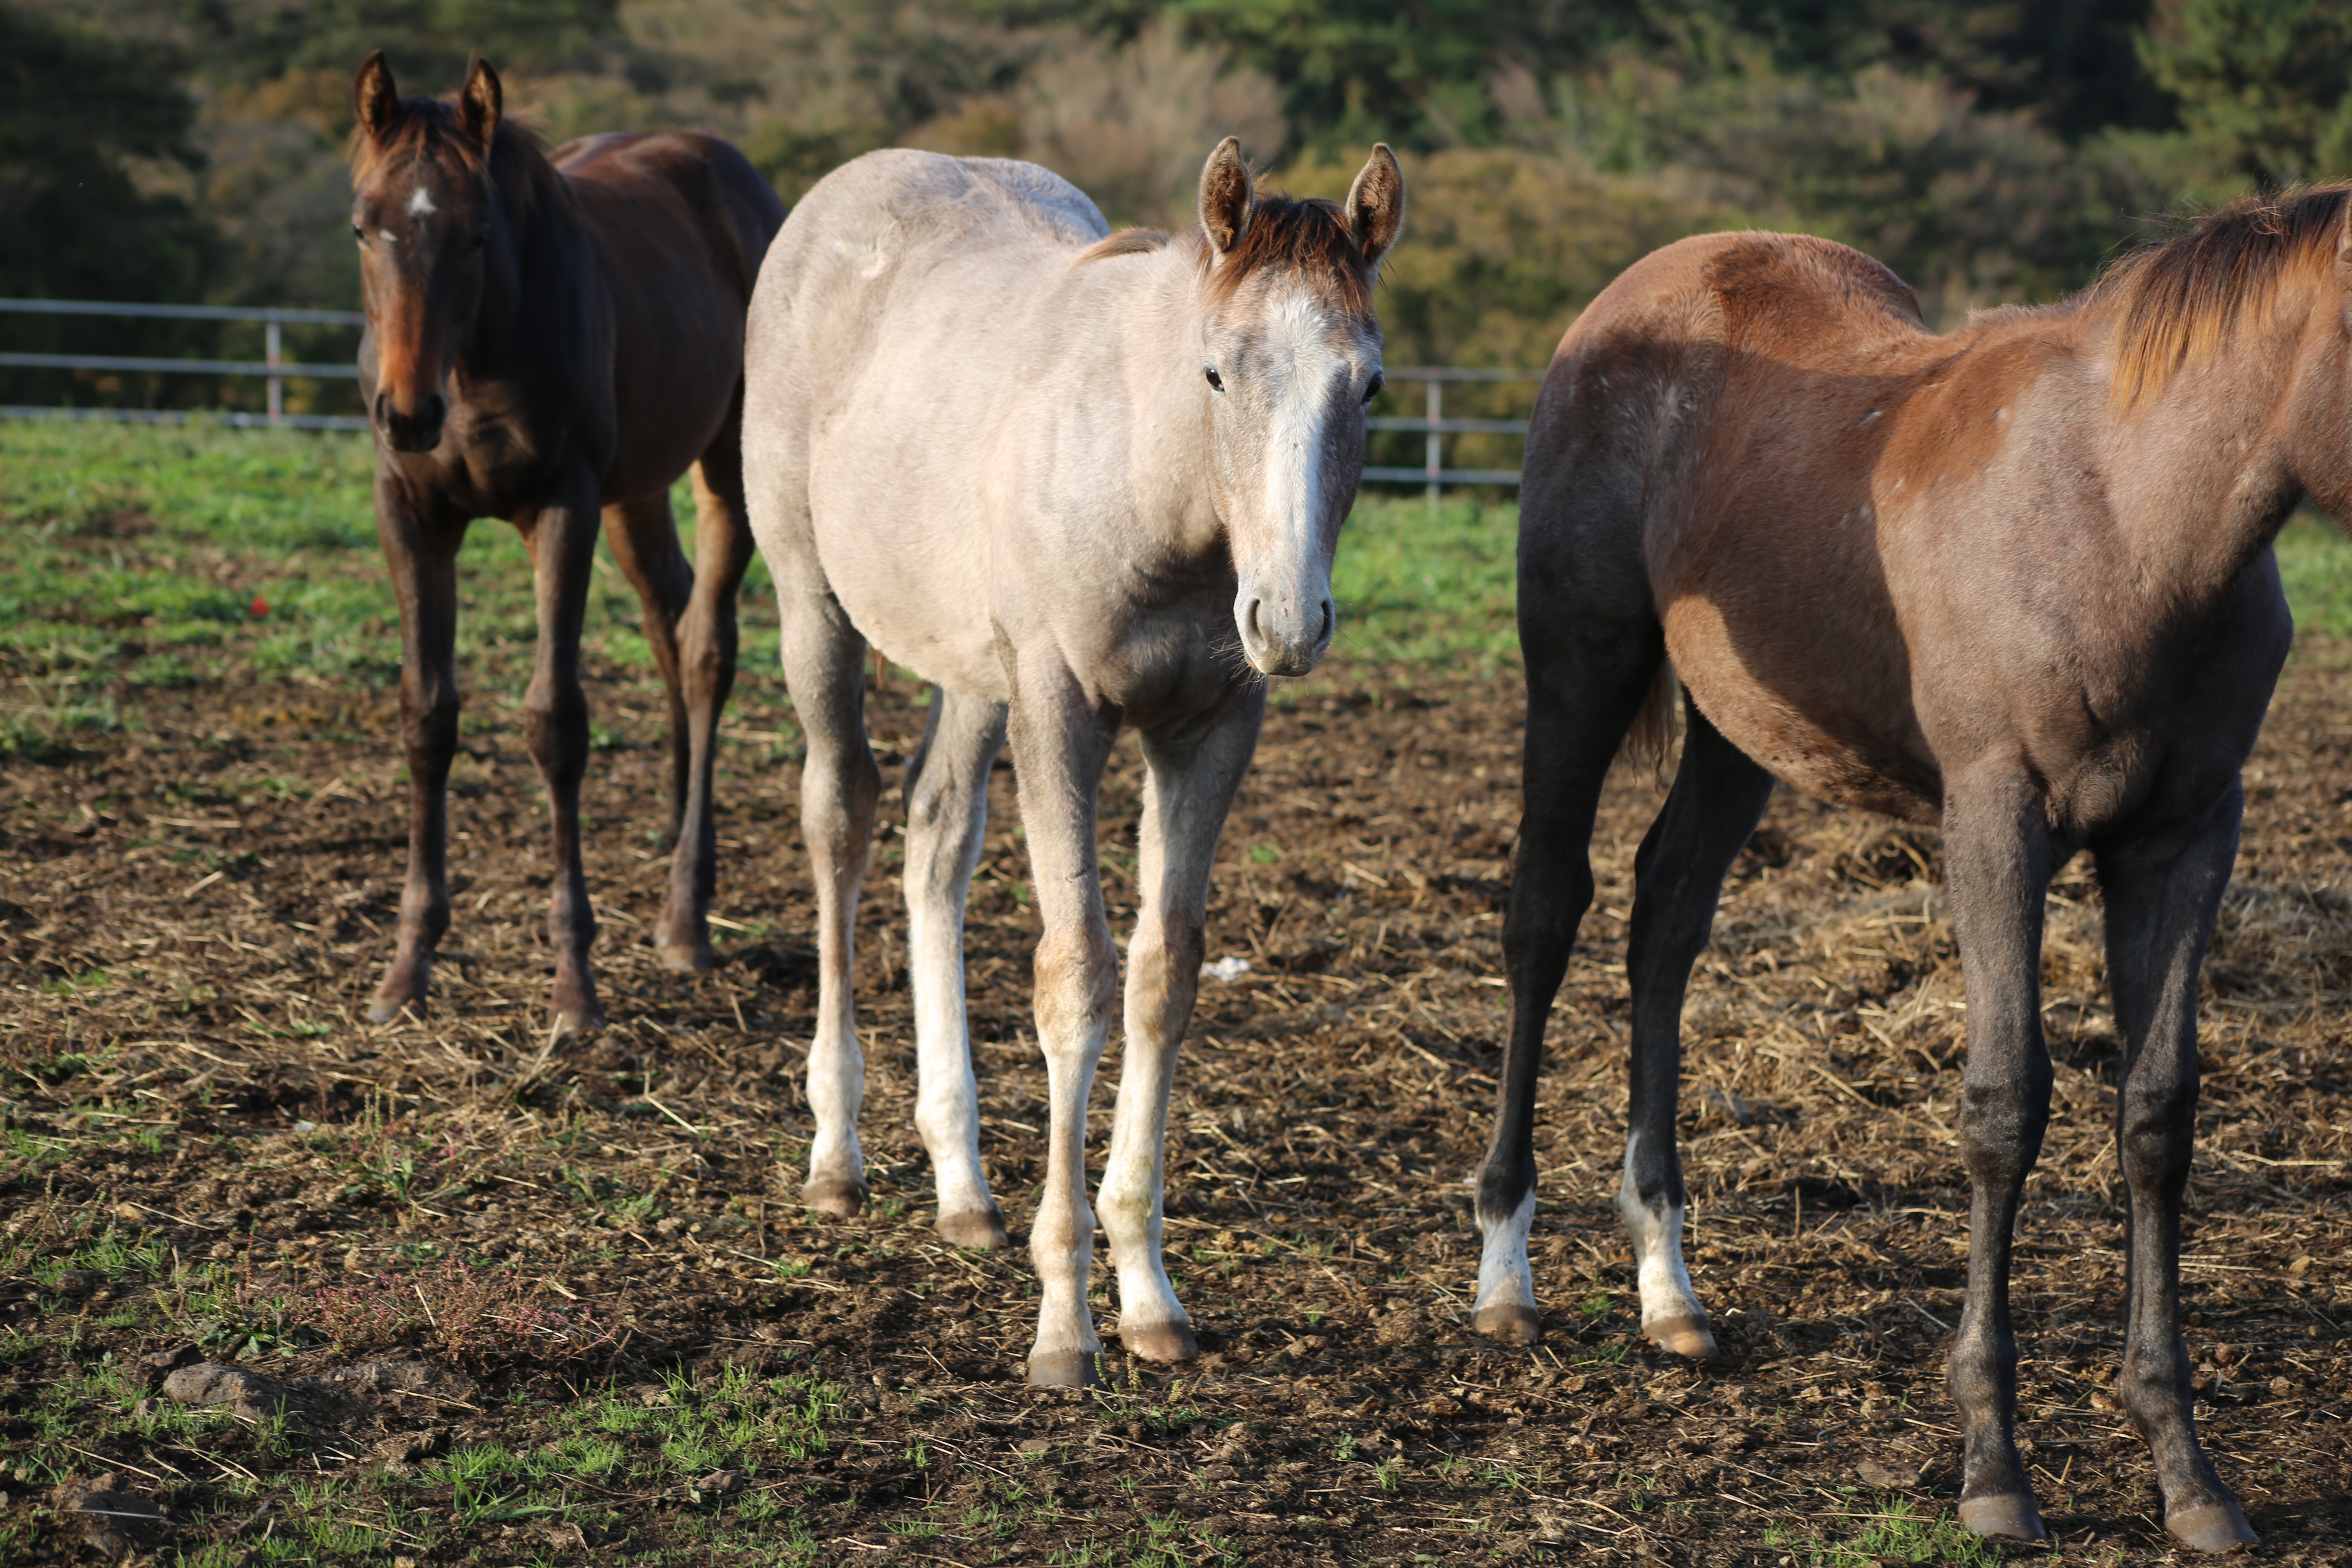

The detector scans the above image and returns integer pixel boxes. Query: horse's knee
[1033,923,1116,1051]
[1125,918,1204,1039]
[401,680,460,755]
[2119,1077,2197,1196]
[1956,1067,2052,1187]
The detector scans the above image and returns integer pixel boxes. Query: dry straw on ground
[2,648,2348,1563]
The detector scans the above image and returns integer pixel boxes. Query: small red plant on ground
[313,1259,615,1368]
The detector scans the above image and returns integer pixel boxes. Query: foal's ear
[354,50,400,142]
[1345,143,1405,269]
[1198,137,1255,259]
[457,58,502,154]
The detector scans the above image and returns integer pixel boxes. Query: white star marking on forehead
[408,187,437,218]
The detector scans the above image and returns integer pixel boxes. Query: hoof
[655,939,716,974]
[802,1179,867,1218]
[1958,1494,2047,1543]
[1024,1350,1103,1388]
[365,992,423,1025]
[549,1004,605,1037]
[935,1207,1009,1250]
[2167,1502,2258,1554]
[1472,1303,1541,1345]
[1642,1313,1718,1359]
[1118,1321,1197,1364]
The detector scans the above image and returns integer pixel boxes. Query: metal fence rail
[0,297,368,430]
[1364,365,1545,496]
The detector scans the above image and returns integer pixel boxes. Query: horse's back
[743,148,1111,501]
[549,131,786,501]
[749,150,1106,364]
[556,131,786,301]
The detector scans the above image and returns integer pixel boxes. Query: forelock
[1197,196,1374,318]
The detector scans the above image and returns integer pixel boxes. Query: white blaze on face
[1259,287,1345,533]
[1232,284,1359,668]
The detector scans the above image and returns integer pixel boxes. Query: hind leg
[2098,788,2255,1553]
[777,555,881,1215]
[1617,703,1773,1356]
[902,688,1011,1248]
[602,489,701,964]
[1473,618,1664,1343]
[665,419,758,967]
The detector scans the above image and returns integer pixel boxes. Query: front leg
[2098,788,2256,1554]
[518,470,606,1033]
[368,472,466,1024]
[1100,686,1265,1364]
[1007,664,1121,1387]
[1941,764,2057,1543]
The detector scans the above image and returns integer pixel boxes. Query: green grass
[4,423,2348,740]
[0,420,776,726]
[2276,508,2352,639]
[1328,493,1519,670]
[1761,1496,2005,1566]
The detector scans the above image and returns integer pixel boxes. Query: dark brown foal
[1477,188,2352,1553]
[348,53,786,1031]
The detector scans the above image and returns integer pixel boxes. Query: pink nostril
[1245,599,1265,646]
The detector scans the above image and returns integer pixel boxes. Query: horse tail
[1622,658,1680,786]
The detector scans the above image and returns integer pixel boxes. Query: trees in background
[3,0,2345,407]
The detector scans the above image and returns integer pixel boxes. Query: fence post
[265,317,283,423]
[1425,377,1441,505]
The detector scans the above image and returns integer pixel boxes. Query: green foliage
[0,6,222,407]
[2138,0,2352,183]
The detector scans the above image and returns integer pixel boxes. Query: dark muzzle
[374,389,447,453]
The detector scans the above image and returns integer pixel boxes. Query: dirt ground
[4,641,2350,1565]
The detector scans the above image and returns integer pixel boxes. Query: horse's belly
[807,476,1006,700]
[1667,602,1939,822]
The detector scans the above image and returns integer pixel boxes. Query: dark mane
[1074,228,1170,265]
[2095,183,2350,404]
[347,96,570,223]
[1200,195,1374,315]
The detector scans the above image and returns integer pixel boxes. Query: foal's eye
[1204,366,1224,392]
[470,228,489,253]
[1363,371,1385,404]
[351,221,366,242]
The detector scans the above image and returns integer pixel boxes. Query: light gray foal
[741,140,1404,1385]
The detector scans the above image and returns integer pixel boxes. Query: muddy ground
[3,643,2350,1565]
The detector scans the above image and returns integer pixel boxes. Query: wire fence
[0,301,1547,483]
[0,297,368,431]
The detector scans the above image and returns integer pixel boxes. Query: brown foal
[347,54,785,1031]
[1477,187,2352,1552]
